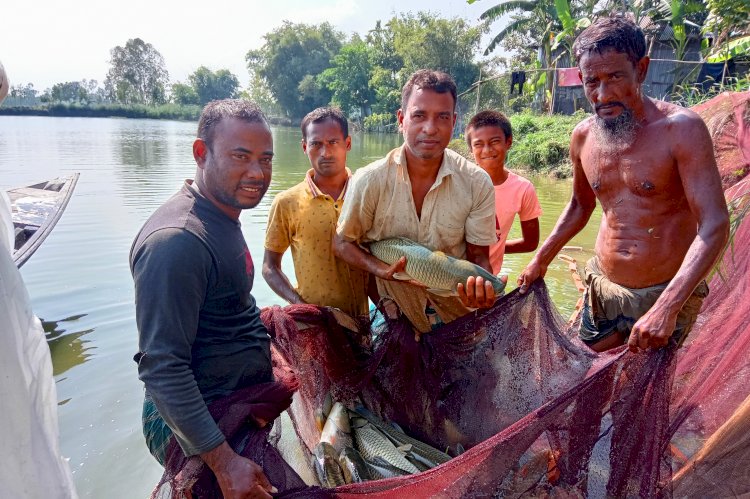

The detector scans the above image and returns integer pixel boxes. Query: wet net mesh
[153,93,750,498]
[260,192,750,497]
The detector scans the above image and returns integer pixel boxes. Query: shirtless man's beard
[593,103,639,148]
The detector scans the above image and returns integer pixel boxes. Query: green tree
[47,79,101,104]
[171,82,200,105]
[319,36,375,118]
[246,22,344,118]
[704,0,750,61]
[389,12,484,95]
[366,20,403,114]
[243,73,282,116]
[105,38,169,105]
[188,66,240,104]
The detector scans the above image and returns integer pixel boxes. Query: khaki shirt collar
[395,145,456,189]
[305,167,352,201]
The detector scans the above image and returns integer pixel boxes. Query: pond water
[0,116,600,497]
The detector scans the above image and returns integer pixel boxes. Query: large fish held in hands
[368,237,506,297]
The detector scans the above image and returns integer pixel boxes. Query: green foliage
[243,73,282,117]
[246,13,483,119]
[105,38,169,106]
[707,35,750,63]
[188,67,240,104]
[246,22,344,119]
[171,82,200,106]
[363,112,398,132]
[319,37,375,118]
[0,102,202,120]
[6,83,41,106]
[505,111,584,175]
[704,0,750,49]
[671,70,750,106]
[389,12,483,94]
[47,80,99,104]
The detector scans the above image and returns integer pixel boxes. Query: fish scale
[369,237,505,295]
[354,424,420,474]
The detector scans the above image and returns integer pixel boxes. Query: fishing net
[692,90,750,189]
[259,175,750,498]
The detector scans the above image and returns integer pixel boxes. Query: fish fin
[396,444,413,454]
[427,288,457,297]
[392,272,413,281]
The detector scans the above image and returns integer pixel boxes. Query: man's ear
[506,136,513,149]
[301,139,308,154]
[193,139,208,168]
[345,136,352,151]
[636,56,650,84]
[397,109,404,132]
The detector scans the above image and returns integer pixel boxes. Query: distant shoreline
[0,104,295,126]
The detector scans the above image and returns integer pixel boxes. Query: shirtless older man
[518,17,729,352]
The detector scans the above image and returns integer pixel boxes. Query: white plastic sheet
[0,192,77,498]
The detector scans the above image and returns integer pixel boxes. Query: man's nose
[245,161,265,180]
[423,117,438,134]
[596,81,613,102]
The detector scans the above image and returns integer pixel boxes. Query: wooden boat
[8,173,80,268]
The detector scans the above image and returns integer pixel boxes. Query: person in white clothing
[0,60,77,499]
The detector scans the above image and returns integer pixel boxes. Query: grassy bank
[450,111,586,179]
[0,103,295,126]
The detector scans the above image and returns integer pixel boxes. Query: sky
[1,0,502,92]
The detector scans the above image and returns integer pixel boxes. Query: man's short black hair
[401,69,457,112]
[573,16,647,66]
[465,110,513,147]
[197,99,269,147]
[300,107,349,140]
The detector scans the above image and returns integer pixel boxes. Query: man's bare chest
[581,142,678,202]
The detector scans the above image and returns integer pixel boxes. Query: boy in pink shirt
[466,110,542,275]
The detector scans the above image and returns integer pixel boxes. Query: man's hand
[382,256,426,288]
[627,308,678,352]
[457,276,496,308]
[517,259,548,294]
[202,442,277,499]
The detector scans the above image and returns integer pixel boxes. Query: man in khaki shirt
[263,107,369,317]
[334,70,498,333]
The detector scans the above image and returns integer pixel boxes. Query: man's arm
[262,250,305,305]
[505,218,540,254]
[133,230,273,497]
[518,125,596,292]
[629,113,729,351]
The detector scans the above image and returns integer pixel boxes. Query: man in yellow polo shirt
[263,107,369,317]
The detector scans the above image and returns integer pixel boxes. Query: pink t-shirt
[490,171,542,274]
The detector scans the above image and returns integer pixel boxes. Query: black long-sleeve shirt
[130,181,272,456]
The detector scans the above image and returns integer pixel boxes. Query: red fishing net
[258,176,750,498]
[693,90,750,189]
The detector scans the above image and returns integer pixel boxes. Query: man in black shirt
[131,99,277,498]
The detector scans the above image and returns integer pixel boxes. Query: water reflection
[112,120,196,212]
[43,314,95,377]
